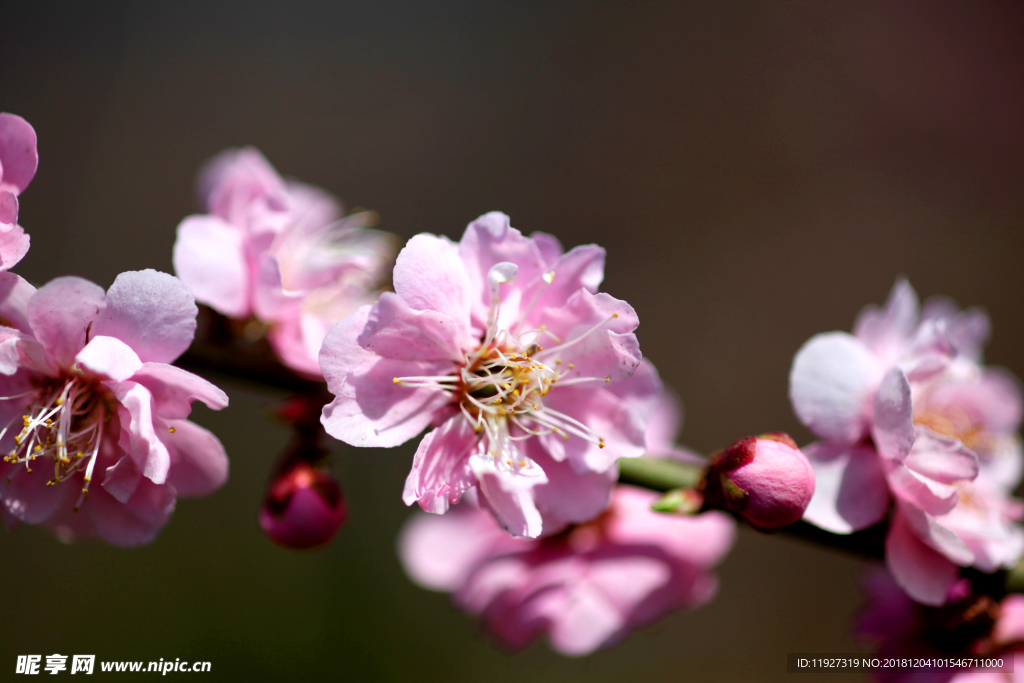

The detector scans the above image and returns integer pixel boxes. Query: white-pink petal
[802,441,891,534]
[173,215,250,318]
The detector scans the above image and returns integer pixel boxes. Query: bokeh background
[3,1,1023,680]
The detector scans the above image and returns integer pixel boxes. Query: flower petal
[91,270,198,364]
[76,335,143,382]
[0,467,74,524]
[458,212,549,317]
[113,381,171,485]
[530,449,617,529]
[885,460,959,517]
[472,455,546,538]
[402,416,478,514]
[0,113,39,194]
[172,215,250,318]
[101,455,143,504]
[0,221,29,273]
[393,234,472,341]
[872,366,916,461]
[161,419,229,497]
[0,271,36,333]
[517,244,606,327]
[86,476,176,547]
[885,507,960,607]
[398,506,503,592]
[903,426,979,484]
[130,362,229,419]
[358,292,465,362]
[27,276,106,369]
[320,306,452,447]
[789,332,880,443]
[854,278,919,367]
[802,441,891,534]
[536,289,641,384]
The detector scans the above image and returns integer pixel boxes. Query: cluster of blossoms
[319,212,661,538]
[0,115,230,545]
[791,279,1024,605]
[173,147,394,378]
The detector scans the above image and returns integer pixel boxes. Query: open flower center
[915,407,989,452]
[393,263,621,473]
[2,376,109,511]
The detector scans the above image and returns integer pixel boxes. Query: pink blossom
[320,212,661,538]
[790,279,1024,605]
[857,570,1024,683]
[0,270,229,546]
[398,485,735,656]
[173,147,394,378]
[706,433,815,529]
[0,113,38,271]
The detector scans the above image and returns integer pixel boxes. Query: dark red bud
[260,462,346,550]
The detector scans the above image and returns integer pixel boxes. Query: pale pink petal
[458,212,549,316]
[873,367,916,461]
[129,363,229,419]
[402,416,478,513]
[543,385,648,473]
[530,448,617,527]
[536,290,641,383]
[358,292,465,362]
[0,271,36,332]
[91,270,197,364]
[0,467,74,524]
[198,147,287,221]
[101,455,143,504]
[547,578,627,656]
[854,278,919,365]
[113,381,171,485]
[517,245,606,327]
[172,215,250,318]
[393,234,472,341]
[161,419,229,497]
[397,507,503,591]
[923,298,990,362]
[802,442,891,534]
[320,306,452,447]
[251,252,298,321]
[789,332,881,443]
[885,460,960,516]
[27,276,106,369]
[529,231,564,265]
[0,222,29,273]
[993,595,1024,643]
[885,508,961,606]
[0,191,17,225]
[0,326,23,374]
[643,386,683,456]
[898,501,974,565]
[607,487,736,567]
[85,476,176,547]
[0,113,39,194]
[75,335,143,383]
[903,427,979,484]
[473,456,546,538]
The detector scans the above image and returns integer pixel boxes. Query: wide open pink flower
[0,113,38,271]
[0,270,229,546]
[173,147,394,378]
[320,212,660,537]
[399,485,735,656]
[790,279,1024,605]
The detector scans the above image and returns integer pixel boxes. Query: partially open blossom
[0,113,37,271]
[705,433,815,529]
[857,570,1024,682]
[399,485,735,656]
[173,147,395,378]
[790,279,1024,605]
[320,212,660,538]
[260,461,345,550]
[0,270,229,546]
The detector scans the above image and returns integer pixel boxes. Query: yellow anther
[83,476,91,483]
[55,397,63,406]
[612,313,619,318]
[393,377,401,384]
[605,377,611,382]
[168,427,176,434]
[555,359,562,364]
[568,363,575,369]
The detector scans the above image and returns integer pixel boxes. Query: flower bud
[709,433,814,529]
[260,462,346,550]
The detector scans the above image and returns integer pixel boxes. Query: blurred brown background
[2,1,1023,680]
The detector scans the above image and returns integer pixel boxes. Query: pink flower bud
[710,433,815,529]
[260,462,346,550]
